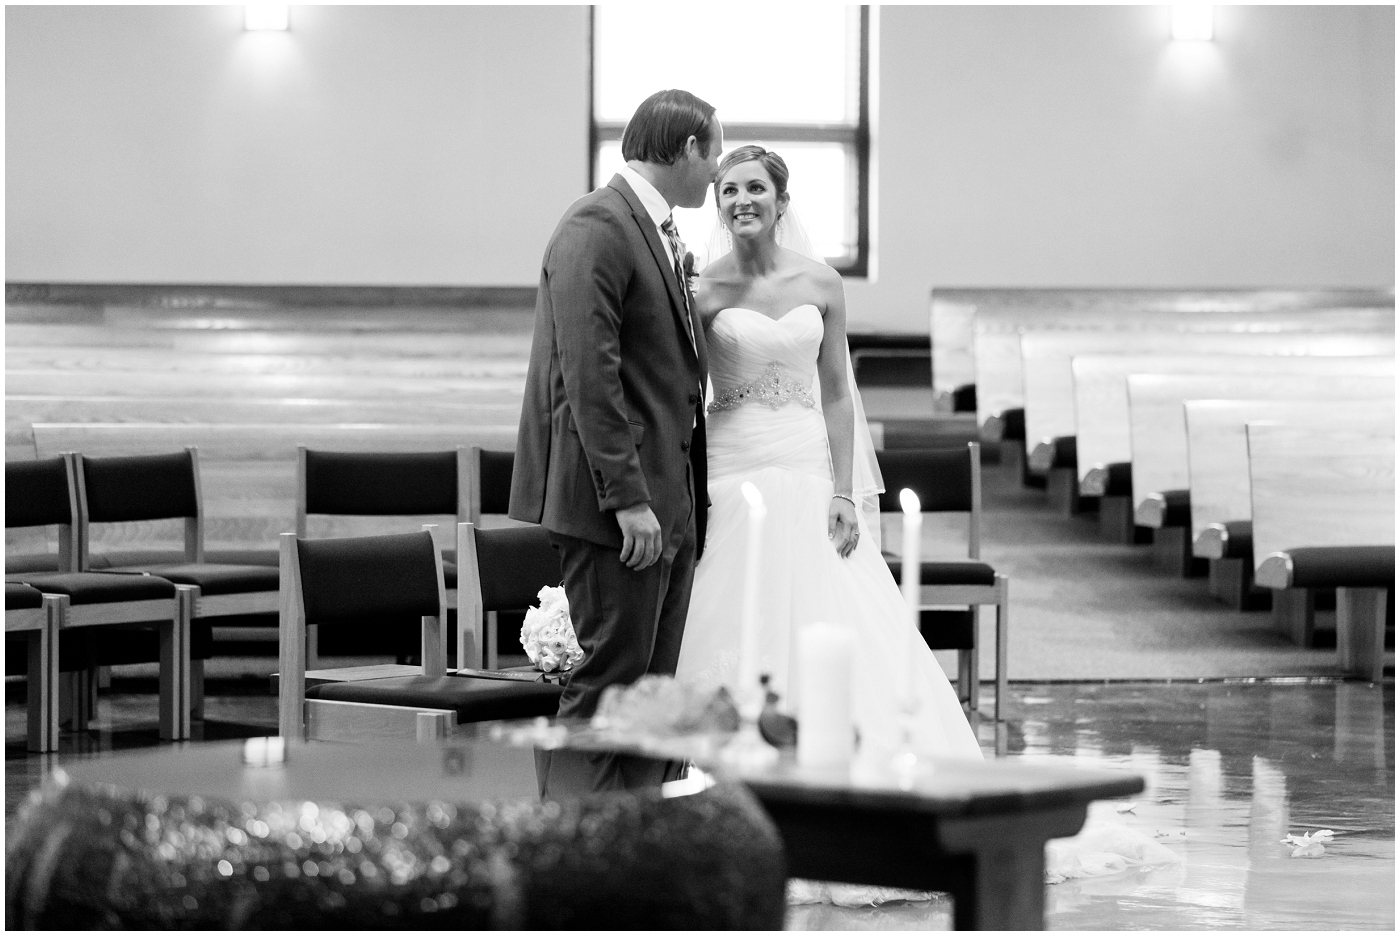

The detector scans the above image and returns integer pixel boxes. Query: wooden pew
[6,396,521,454]
[1185,399,1395,612]
[969,301,1392,446]
[1247,420,1394,679]
[1020,331,1393,511]
[1073,358,1394,543]
[5,322,534,356]
[6,370,525,406]
[25,423,518,555]
[6,345,529,381]
[929,299,978,409]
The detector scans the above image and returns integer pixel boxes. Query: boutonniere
[683,251,698,290]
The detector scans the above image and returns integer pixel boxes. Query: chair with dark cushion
[279,528,562,741]
[457,521,559,670]
[464,446,544,663]
[297,446,469,663]
[5,456,79,574]
[7,772,787,930]
[465,445,515,525]
[6,454,195,745]
[7,568,194,743]
[877,443,1011,721]
[77,447,280,717]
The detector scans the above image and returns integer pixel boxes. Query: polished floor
[6,677,1392,930]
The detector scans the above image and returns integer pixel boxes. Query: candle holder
[888,693,935,790]
[719,675,779,770]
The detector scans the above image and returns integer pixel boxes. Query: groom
[510,89,720,795]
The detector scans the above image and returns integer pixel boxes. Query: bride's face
[716,161,789,241]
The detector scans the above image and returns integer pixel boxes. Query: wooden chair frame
[465,444,489,527]
[8,452,192,744]
[882,442,1011,721]
[295,445,468,668]
[278,528,450,741]
[74,445,279,717]
[49,586,195,742]
[6,593,61,752]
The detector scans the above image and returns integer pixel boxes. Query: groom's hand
[616,503,663,570]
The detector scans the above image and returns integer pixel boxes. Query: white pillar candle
[796,621,856,768]
[899,488,923,706]
[738,482,767,693]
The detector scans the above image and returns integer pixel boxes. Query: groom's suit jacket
[510,174,709,558]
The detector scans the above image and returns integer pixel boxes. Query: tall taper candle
[898,488,923,706]
[738,482,767,693]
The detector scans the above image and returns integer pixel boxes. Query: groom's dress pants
[536,514,696,798]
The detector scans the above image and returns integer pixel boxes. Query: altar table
[54,730,1142,930]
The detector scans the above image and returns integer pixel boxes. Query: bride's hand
[828,495,860,558]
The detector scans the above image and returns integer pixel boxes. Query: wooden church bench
[969,300,1391,450]
[5,344,529,382]
[1187,401,1395,613]
[1073,359,1394,551]
[1019,330,1392,513]
[1130,372,1393,578]
[6,395,520,433]
[6,369,525,409]
[4,322,535,359]
[1247,419,1394,674]
[1076,355,1389,544]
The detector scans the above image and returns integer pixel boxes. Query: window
[590,6,871,276]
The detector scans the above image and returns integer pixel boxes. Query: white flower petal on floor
[1046,822,1185,884]
[1280,829,1335,858]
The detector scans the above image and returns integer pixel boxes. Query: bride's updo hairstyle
[713,145,790,202]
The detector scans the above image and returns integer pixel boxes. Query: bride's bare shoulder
[779,248,840,284]
[777,250,843,311]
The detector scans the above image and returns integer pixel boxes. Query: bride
[675,146,1183,908]
[675,145,984,765]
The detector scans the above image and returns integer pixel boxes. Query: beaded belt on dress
[707,362,816,413]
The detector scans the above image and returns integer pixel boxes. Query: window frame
[588,6,871,278]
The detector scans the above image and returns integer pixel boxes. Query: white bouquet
[520,585,584,673]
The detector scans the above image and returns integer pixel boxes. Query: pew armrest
[1195,523,1229,560]
[1256,552,1294,589]
[1083,462,1132,498]
[1136,489,1190,529]
[980,414,1005,444]
[1028,439,1056,474]
[1194,520,1253,560]
[1136,494,1167,528]
[1081,467,1108,498]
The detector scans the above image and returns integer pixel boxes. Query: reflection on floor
[5,679,1393,931]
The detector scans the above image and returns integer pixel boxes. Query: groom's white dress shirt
[618,164,681,272]
[617,164,699,367]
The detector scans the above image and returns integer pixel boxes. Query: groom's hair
[621,89,718,166]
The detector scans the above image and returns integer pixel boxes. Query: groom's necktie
[660,215,696,351]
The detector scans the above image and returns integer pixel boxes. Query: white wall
[848,4,1394,329]
[6,5,1393,328]
[5,4,589,285]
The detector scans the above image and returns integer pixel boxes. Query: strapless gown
[676,306,983,763]
[678,307,1183,908]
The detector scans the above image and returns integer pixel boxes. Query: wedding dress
[675,303,984,764]
[677,209,1177,908]
[675,302,981,907]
